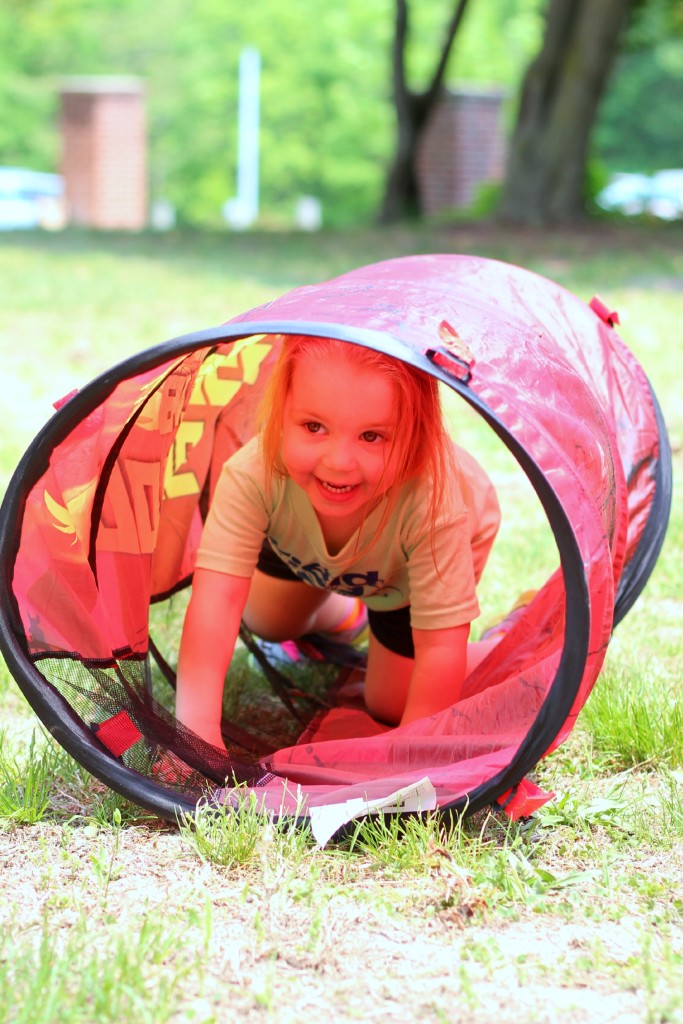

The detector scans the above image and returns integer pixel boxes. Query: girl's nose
[321,438,356,472]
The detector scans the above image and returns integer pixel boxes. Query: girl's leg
[243,569,356,642]
[363,631,500,727]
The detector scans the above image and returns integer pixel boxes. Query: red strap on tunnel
[589,295,620,327]
[496,777,554,820]
[93,710,143,756]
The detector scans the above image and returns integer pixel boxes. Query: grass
[179,789,279,870]
[0,730,65,825]
[581,662,683,770]
[0,220,682,1022]
[0,912,209,1024]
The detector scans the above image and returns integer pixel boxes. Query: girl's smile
[280,349,400,544]
[317,479,359,498]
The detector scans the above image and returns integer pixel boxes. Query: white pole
[237,47,260,223]
[224,47,260,228]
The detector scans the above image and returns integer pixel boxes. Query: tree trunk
[379,0,471,223]
[499,0,636,225]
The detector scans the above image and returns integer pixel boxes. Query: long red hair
[258,335,454,556]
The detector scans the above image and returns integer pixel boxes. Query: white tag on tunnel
[309,776,437,847]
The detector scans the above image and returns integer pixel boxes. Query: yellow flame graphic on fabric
[44,490,77,536]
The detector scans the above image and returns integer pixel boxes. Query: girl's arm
[175,568,251,750]
[400,623,470,725]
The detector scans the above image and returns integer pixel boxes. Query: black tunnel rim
[0,317,615,823]
[612,378,673,627]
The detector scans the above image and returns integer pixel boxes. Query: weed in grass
[535,786,633,836]
[657,770,683,838]
[346,810,584,918]
[179,790,266,869]
[536,767,683,864]
[347,810,456,873]
[82,787,152,830]
[596,769,683,851]
[0,730,68,826]
[481,841,580,907]
[88,808,123,902]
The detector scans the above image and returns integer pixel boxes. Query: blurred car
[596,170,683,220]
[0,166,65,230]
[648,169,683,220]
[595,173,653,215]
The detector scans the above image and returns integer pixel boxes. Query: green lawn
[1,221,682,1024]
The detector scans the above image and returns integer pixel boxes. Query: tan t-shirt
[195,436,499,631]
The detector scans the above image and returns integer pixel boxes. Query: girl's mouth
[316,478,359,499]
[321,480,354,493]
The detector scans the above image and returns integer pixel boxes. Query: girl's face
[281,349,401,537]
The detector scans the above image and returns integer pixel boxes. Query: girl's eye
[304,421,323,434]
[361,430,383,444]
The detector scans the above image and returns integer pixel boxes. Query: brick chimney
[417,86,507,215]
[60,77,147,230]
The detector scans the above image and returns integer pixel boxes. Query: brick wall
[60,77,147,230]
[417,87,507,215]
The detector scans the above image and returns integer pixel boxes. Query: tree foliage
[594,0,683,173]
[2,0,679,228]
[0,0,545,228]
[0,0,393,226]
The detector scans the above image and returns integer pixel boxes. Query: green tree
[0,0,395,227]
[499,0,638,224]
[593,0,683,173]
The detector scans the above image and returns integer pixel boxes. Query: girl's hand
[179,719,229,753]
[400,623,470,725]
[363,623,471,726]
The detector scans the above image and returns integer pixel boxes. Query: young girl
[175,335,501,751]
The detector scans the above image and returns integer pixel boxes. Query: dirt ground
[2,820,680,1024]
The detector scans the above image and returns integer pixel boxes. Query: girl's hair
[258,335,454,556]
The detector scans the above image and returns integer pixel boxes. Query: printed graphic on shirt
[269,537,397,598]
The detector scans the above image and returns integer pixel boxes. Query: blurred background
[1,0,682,233]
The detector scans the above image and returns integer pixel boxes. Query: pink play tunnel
[0,255,671,828]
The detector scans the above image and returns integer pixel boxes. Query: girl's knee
[363,687,402,726]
